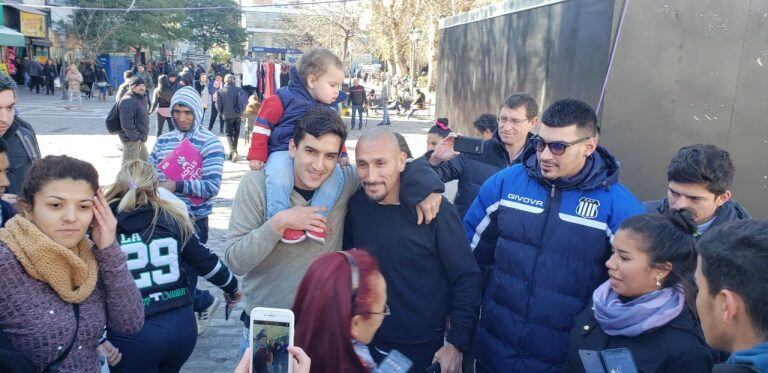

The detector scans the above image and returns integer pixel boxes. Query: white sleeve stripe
[221,272,234,289]
[251,126,271,136]
[470,201,501,251]
[201,260,222,280]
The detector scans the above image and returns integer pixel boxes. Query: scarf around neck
[0,215,98,304]
[592,280,684,337]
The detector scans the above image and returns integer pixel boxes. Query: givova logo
[507,193,544,207]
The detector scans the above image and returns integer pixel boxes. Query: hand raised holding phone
[428,133,461,165]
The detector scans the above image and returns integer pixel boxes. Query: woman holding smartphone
[562,210,712,372]
[0,155,143,371]
[103,160,241,373]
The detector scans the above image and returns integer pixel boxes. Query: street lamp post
[408,29,420,94]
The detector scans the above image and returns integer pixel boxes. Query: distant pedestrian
[135,64,154,92]
[64,64,84,110]
[27,58,42,94]
[94,64,109,101]
[43,59,57,95]
[208,74,224,133]
[81,62,96,99]
[348,78,367,130]
[149,75,175,137]
[115,70,134,102]
[216,74,247,162]
[117,77,150,163]
[376,75,391,126]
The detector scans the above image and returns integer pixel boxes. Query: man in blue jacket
[428,93,538,217]
[644,143,750,238]
[464,99,645,372]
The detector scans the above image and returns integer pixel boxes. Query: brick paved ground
[14,89,445,372]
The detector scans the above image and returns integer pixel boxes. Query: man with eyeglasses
[343,128,481,373]
[464,98,644,372]
[427,93,538,218]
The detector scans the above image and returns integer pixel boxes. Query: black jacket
[645,199,751,238]
[115,203,237,317]
[118,92,150,143]
[430,131,531,217]
[216,83,247,120]
[2,117,40,194]
[348,85,367,106]
[343,167,481,350]
[563,302,712,373]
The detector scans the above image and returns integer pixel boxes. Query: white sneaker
[196,296,221,335]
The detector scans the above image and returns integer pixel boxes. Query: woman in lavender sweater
[0,155,143,372]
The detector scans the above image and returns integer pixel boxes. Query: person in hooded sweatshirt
[148,86,226,335]
[464,99,645,372]
[103,160,240,372]
[645,143,751,238]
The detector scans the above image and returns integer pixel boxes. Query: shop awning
[29,38,52,47]
[0,26,25,47]
[6,4,47,16]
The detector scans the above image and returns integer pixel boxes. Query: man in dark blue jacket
[644,143,750,238]
[464,99,645,372]
[428,93,538,217]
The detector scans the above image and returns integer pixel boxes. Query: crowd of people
[0,45,765,373]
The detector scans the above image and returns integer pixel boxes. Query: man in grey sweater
[224,107,443,357]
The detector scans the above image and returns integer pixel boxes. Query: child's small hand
[250,160,265,170]
[338,156,350,166]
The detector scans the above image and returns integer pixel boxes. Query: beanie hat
[128,76,145,89]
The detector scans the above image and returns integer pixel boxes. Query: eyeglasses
[531,136,592,156]
[360,304,391,317]
[499,116,531,125]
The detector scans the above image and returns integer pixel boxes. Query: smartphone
[578,350,607,373]
[424,361,440,373]
[601,348,639,373]
[250,307,294,373]
[454,136,483,155]
[373,349,413,373]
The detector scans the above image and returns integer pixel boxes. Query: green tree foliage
[181,0,246,54]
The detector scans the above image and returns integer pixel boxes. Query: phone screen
[251,320,291,373]
[601,348,638,373]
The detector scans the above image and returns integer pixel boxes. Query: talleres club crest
[576,197,600,219]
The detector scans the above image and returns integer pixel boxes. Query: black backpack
[105,100,121,134]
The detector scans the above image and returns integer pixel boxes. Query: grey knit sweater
[0,241,144,372]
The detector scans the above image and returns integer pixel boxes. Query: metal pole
[410,40,416,93]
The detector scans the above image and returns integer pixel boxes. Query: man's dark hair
[502,93,539,119]
[293,107,348,152]
[394,132,413,159]
[473,114,498,133]
[297,48,343,86]
[123,70,134,79]
[541,98,598,135]
[698,220,768,339]
[0,137,7,154]
[0,74,17,96]
[667,144,734,196]
[20,155,99,208]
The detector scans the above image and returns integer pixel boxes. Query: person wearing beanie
[117,75,149,163]
[148,86,226,334]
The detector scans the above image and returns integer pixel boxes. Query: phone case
[454,136,484,155]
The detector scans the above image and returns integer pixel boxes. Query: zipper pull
[550,184,556,198]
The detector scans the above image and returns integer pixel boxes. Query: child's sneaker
[281,228,306,244]
[306,230,326,244]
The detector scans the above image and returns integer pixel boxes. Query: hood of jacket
[286,66,316,102]
[727,342,768,372]
[115,203,155,233]
[169,86,204,137]
[521,144,621,191]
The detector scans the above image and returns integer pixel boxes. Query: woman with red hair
[293,249,389,373]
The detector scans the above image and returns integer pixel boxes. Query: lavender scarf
[592,280,684,337]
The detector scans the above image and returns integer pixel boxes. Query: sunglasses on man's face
[531,136,592,156]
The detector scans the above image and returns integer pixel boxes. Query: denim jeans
[382,102,390,124]
[351,105,364,129]
[264,150,345,219]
